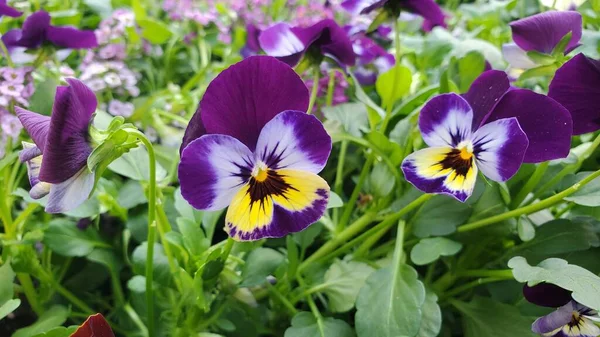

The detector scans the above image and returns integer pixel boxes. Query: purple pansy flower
[16,79,97,213]
[258,19,355,67]
[241,24,262,58]
[548,53,600,135]
[401,70,572,202]
[524,284,600,337]
[178,56,332,241]
[0,0,21,18]
[2,11,97,53]
[351,34,395,85]
[503,11,582,71]
[341,0,447,30]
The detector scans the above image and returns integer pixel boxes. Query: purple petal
[549,53,600,135]
[419,93,473,148]
[225,170,329,241]
[198,56,309,151]
[463,70,511,130]
[21,142,51,200]
[245,24,262,54]
[510,11,582,54]
[1,29,23,52]
[255,110,332,174]
[472,117,528,182]
[0,1,22,18]
[15,106,50,151]
[259,23,306,66]
[293,19,356,67]
[46,167,95,213]
[355,67,377,85]
[46,26,98,49]
[532,301,576,334]
[523,283,573,308]
[17,11,51,49]
[179,135,254,211]
[179,105,206,155]
[403,0,447,29]
[486,89,572,163]
[39,79,96,184]
[401,147,478,202]
[341,0,387,15]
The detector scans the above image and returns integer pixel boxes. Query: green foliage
[12,306,70,337]
[322,260,375,313]
[240,248,285,287]
[284,312,356,337]
[410,237,462,265]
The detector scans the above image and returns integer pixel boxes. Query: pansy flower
[502,11,582,72]
[341,0,447,30]
[16,79,97,213]
[71,313,115,337]
[401,70,572,202]
[241,24,262,58]
[350,34,395,85]
[258,19,355,67]
[524,283,600,337]
[0,0,21,18]
[548,53,600,135]
[178,56,332,241]
[2,11,97,53]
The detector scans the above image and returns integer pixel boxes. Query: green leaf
[177,218,210,258]
[138,18,173,44]
[0,262,16,305]
[518,64,559,81]
[348,72,386,119]
[28,78,59,116]
[551,31,573,57]
[108,147,167,181]
[127,275,146,293]
[564,171,600,206]
[30,326,78,337]
[240,248,285,287]
[509,219,600,263]
[293,223,323,250]
[366,163,395,198]
[174,187,202,222]
[449,51,486,92]
[526,51,557,65]
[517,217,536,242]
[453,297,537,337]
[0,299,20,320]
[376,65,412,109]
[12,305,69,337]
[284,312,356,337]
[87,248,123,273]
[410,237,463,265]
[509,256,600,310]
[83,0,112,17]
[131,0,146,19]
[412,195,472,238]
[417,291,442,337]
[355,265,426,337]
[43,219,110,257]
[327,192,344,209]
[323,103,369,137]
[132,242,172,286]
[117,180,147,209]
[323,260,375,313]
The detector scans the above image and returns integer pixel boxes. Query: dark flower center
[247,168,296,204]
[438,146,475,177]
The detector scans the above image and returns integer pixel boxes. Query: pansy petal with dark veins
[15,107,50,151]
[46,26,98,49]
[463,70,511,130]
[419,93,474,148]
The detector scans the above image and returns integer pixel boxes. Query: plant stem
[0,38,14,68]
[457,269,514,279]
[53,281,94,314]
[380,17,402,132]
[297,276,325,337]
[155,205,182,292]
[17,274,43,316]
[125,303,149,337]
[130,130,158,337]
[307,66,321,114]
[457,168,600,232]
[333,140,349,225]
[441,278,506,300]
[266,282,297,315]
[510,162,549,209]
[337,157,374,232]
[392,220,406,267]
[325,70,336,107]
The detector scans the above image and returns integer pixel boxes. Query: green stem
[156,109,189,125]
[337,157,374,232]
[307,66,321,114]
[457,168,600,232]
[510,162,549,209]
[266,282,297,315]
[441,278,506,300]
[0,38,14,68]
[393,220,406,267]
[16,274,43,316]
[130,130,157,337]
[457,269,514,279]
[380,17,402,132]
[13,204,39,235]
[52,280,94,314]
[325,70,336,107]
[332,141,349,225]
[124,303,149,337]
[298,276,325,337]
[155,205,182,292]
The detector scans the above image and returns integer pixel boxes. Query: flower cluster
[79,9,140,118]
[0,66,34,108]
[0,108,21,158]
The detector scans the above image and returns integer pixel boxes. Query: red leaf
[70,313,115,337]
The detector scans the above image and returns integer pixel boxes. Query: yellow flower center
[457,141,474,160]
[252,162,269,182]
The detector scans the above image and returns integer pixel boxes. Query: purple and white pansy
[258,19,355,67]
[402,70,572,202]
[341,0,447,30]
[178,56,332,241]
[524,283,600,337]
[502,11,582,72]
[16,79,97,213]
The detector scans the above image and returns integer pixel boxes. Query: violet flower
[241,24,262,58]
[502,11,582,72]
[0,0,21,18]
[1,11,97,53]
[351,34,394,85]
[259,19,356,67]
[16,79,97,213]
[548,53,600,135]
[402,70,572,202]
[524,284,600,337]
[178,56,331,241]
[341,0,447,30]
